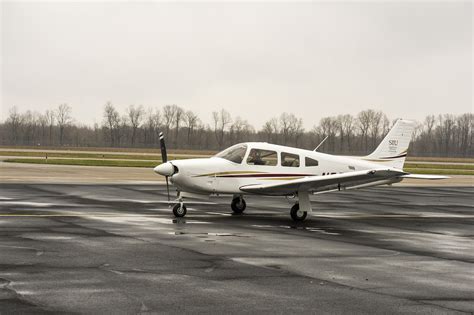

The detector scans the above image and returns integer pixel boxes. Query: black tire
[231,197,246,214]
[173,203,187,218]
[290,203,307,222]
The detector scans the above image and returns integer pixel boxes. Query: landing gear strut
[290,190,312,222]
[231,196,246,214]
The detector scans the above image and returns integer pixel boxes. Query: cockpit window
[246,149,278,166]
[214,144,247,164]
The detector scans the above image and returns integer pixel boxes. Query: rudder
[364,119,416,169]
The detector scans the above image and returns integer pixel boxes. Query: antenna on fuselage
[313,135,328,152]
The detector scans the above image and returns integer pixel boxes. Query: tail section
[364,119,416,170]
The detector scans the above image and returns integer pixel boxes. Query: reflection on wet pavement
[0,184,473,313]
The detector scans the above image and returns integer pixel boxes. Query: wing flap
[400,174,450,180]
[240,169,406,195]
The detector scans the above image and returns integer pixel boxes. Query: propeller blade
[165,176,170,202]
[159,132,168,163]
[159,132,170,202]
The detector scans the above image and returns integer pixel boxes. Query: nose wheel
[231,196,246,214]
[290,203,307,221]
[172,203,187,218]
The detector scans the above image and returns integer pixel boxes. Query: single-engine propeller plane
[154,119,448,221]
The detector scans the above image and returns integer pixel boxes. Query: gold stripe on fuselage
[193,171,266,177]
[260,177,304,181]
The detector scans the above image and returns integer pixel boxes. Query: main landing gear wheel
[231,197,246,214]
[290,203,307,222]
[173,203,187,218]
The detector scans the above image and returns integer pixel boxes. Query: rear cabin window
[281,152,300,167]
[246,149,278,166]
[305,157,319,167]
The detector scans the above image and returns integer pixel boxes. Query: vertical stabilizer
[364,119,416,169]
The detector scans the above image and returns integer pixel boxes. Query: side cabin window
[247,149,277,166]
[305,157,319,167]
[281,152,300,167]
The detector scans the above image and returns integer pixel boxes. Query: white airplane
[154,119,447,221]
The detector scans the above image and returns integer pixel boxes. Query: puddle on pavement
[1,201,56,207]
[251,224,341,235]
[171,219,211,225]
[168,231,249,237]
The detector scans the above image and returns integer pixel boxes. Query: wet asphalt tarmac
[0,184,473,314]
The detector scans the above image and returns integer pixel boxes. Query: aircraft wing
[239,169,406,196]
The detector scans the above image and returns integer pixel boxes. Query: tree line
[1,103,472,157]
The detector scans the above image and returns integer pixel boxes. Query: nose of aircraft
[154,162,175,176]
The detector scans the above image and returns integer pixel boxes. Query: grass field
[0,151,204,161]
[5,158,474,175]
[403,168,474,176]
[4,158,158,168]
[404,163,474,170]
[404,156,474,163]
[0,146,217,156]
[1,149,474,164]
[2,145,473,176]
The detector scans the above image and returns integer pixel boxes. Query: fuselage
[157,142,399,195]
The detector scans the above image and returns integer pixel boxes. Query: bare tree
[45,109,56,145]
[369,110,383,148]
[38,113,48,145]
[162,105,178,138]
[212,109,232,149]
[319,117,337,152]
[2,104,473,157]
[144,108,161,145]
[103,102,121,146]
[127,105,144,146]
[357,109,373,152]
[425,115,436,136]
[117,114,128,146]
[21,110,36,145]
[310,125,325,150]
[341,114,354,152]
[183,110,199,143]
[261,117,280,143]
[262,120,274,142]
[276,113,304,146]
[230,117,254,144]
[56,104,72,145]
[6,106,23,143]
[290,117,304,147]
[174,106,184,144]
[440,114,455,154]
[336,115,345,152]
[381,114,390,138]
[457,113,473,156]
[411,122,423,152]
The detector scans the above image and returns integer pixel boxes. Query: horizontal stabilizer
[400,174,449,180]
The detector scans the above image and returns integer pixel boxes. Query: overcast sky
[1,1,472,128]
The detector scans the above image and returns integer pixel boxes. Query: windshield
[214,144,248,164]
